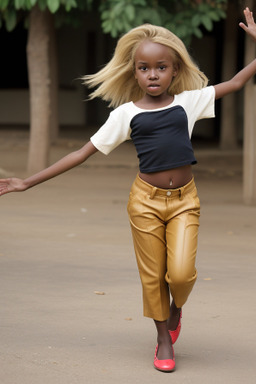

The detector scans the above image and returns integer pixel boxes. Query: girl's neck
[134,94,174,110]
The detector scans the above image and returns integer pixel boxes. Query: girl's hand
[239,7,256,42]
[0,178,27,196]
[0,141,98,197]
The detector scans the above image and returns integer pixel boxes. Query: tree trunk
[26,5,52,173]
[243,16,256,205]
[49,14,59,143]
[220,2,238,150]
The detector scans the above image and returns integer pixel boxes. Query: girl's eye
[139,66,147,71]
[159,66,166,70]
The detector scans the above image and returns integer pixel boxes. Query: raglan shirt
[90,86,216,173]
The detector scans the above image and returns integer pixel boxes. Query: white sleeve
[192,86,216,120]
[180,86,216,137]
[90,107,132,155]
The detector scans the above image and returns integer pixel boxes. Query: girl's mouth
[148,84,160,89]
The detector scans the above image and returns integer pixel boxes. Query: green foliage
[161,1,227,44]
[46,0,60,13]
[100,0,163,37]
[100,0,227,43]
[4,7,16,30]
[0,0,92,30]
[0,0,227,43]
[0,0,90,12]
[0,0,10,8]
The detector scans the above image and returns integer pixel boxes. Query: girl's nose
[148,70,158,79]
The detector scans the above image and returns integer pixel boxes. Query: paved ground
[0,129,256,384]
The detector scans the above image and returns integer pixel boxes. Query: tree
[243,0,256,205]
[0,0,227,173]
[0,0,90,173]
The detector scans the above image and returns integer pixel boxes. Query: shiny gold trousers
[127,174,200,321]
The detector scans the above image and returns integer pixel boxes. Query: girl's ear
[173,65,179,77]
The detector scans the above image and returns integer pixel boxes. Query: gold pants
[127,174,200,321]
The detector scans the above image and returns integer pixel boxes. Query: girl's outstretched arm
[0,141,98,196]
[239,6,256,42]
[214,7,256,100]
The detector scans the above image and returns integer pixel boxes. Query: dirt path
[1,130,255,384]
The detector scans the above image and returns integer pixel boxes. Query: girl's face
[134,40,178,99]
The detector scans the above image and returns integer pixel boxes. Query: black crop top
[130,105,197,173]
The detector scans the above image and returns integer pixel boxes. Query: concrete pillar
[243,30,256,205]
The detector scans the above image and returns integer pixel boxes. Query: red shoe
[169,309,182,344]
[153,345,175,372]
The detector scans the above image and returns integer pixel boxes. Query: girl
[0,7,255,373]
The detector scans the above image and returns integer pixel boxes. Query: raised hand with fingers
[239,7,256,42]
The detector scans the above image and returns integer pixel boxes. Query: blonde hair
[82,24,208,108]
